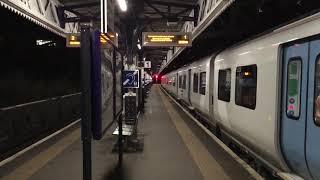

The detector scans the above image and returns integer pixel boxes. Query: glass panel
[193,73,199,93]
[314,57,320,126]
[199,72,206,95]
[218,69,231,102]
[235,65,257,109]
[179,75,182,88]
[286,59,301,119]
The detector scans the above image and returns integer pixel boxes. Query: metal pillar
[80,25,92,180]
[125,24,135,65]
[113,49,123,166]
[119,54,124,165]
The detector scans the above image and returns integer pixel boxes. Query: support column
[125,23,137,65]
[80,25,92,180]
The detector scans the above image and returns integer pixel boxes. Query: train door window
[314,56,320,126]
[179,75,182,88]
[183,75,187,89]
[193,73,199,93]
[199,72,206,95]
[286,58,302,119]
[173,77,176,86]
[199,0,207,21]
[218,69,231,102]
[235,65,257,109]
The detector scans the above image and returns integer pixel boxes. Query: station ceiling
[59,0,101,22]
[57,0,320,73]
[138,0,198,73]
[58,0,198,72]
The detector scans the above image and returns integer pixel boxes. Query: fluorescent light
[117,0,127,11]
[101,0,107,33]
[143,57,146,61]
[137,44,141,50]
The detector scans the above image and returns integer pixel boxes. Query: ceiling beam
[147,1,196,9]
[64,16,99,22]
[175,7,192,16]
[63,1,99,9]
[141,16,194,22]
[144,0,167,18]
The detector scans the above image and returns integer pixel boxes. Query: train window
[173,77,176,86]
[183,75,187,89]
[286,58,302,119]
[235,65,257,110]
[193,73,199,93]
[179,75,182,88]
[199,72,206,95]
[218,69,231,102]
[314,56,320,126]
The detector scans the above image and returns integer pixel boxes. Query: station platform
[0,85,258,180]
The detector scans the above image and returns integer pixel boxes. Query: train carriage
[162,12,320,180]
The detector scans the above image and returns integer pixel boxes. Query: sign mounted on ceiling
[144,61,151,68]
[142,32,192,47]
[66,33,81,47]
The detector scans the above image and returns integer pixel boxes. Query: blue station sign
[123,70,139,88]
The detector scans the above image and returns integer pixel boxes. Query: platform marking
[1,127,81,180]
[160,86,263,180]
[159,88,232,180]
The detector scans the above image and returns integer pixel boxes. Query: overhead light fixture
[143,57,146,61]
[137,44,141,50]
[101,0,107,33]
[117,0,127,12]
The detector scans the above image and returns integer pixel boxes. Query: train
[161,12,320,180]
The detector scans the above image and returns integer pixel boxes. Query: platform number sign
[123,70,139,88]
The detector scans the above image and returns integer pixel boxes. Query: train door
[181,73,187,101]
[281,39,320,180]
[188,69,192,104]
[281,42,310,179]
[305,40,320,180]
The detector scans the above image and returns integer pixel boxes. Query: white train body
[162,12,320,179]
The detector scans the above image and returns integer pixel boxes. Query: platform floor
[0,85,255,180]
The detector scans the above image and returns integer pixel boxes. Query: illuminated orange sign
[142,32,192,47]
[66,32,119,48]
[66,33,81,48]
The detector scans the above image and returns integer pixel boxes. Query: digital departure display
[142,32,192,47]
[66,32,118,48]
[66,33,81,48]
